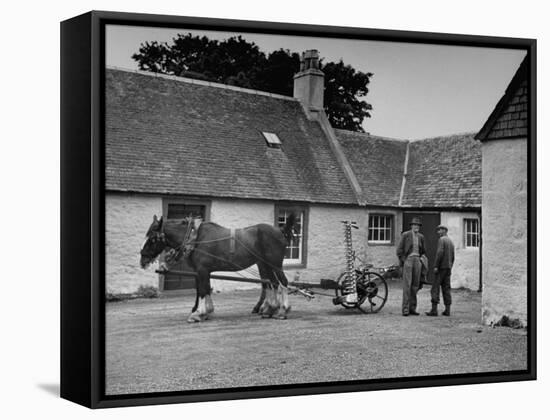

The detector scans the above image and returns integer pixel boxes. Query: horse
[139,214,297,323]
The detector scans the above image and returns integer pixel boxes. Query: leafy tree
[132,34,373,131]
[322,60,373,132]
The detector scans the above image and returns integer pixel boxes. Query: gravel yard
[105,281,527,395]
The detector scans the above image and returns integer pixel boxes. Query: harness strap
[229,228,236,254]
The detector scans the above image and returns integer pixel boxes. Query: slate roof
[335,130,408,206]
[476,56,529,141]
[105,68,358,205]
[401,133,481,208]
[106,68,481,210]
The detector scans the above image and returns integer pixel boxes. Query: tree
[132,34,373,131]
[322,60,373,132]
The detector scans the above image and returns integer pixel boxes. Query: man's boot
[425,303,438,316]
[442,305,451,316]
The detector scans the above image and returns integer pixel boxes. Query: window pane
[279,208,305,262]
[167,204,205,219]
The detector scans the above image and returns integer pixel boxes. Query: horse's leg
[191,282,199,313]
[257,264,279,318]
[187,269,211,323]
[273,269,291,319]
[252,263,267,313]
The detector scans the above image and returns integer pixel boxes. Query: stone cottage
[105,50,482,295]
[475,56,529,326]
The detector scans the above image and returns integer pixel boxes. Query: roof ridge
[334,129,409,142]
[107,66,298,102]
[411,131,478,142]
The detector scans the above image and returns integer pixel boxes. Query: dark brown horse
[140,214,296,322]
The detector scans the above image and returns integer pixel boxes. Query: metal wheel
[335,270,388,313]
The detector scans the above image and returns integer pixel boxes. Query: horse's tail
[281,213,297,244]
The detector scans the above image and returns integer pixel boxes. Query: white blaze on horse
[139,214,297,323]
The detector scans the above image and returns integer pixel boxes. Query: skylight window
[262,132,282,149]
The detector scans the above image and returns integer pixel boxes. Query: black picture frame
[60,10,536,409]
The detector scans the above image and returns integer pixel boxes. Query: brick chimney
[293,50,324,111]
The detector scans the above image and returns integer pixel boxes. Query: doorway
[161,200,210,291]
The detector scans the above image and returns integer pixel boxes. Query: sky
[106,24,526,140]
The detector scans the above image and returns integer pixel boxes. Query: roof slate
[476,56,529,141]
[106,68,482,210]
[105,68,358,205]
[335,130,408,206]
[401,134,481,208]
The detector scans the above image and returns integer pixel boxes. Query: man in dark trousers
[396,217,426,316]
[426,225,455,316]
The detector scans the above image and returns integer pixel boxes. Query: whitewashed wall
[440,211,480,290]
[481,138,528,326]
[106,194,484,296]
[106,193,162,294]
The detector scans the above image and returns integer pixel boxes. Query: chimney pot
[294,50,325,111]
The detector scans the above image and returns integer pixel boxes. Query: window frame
[274,204,308,268]
[162,197,211,222]
[464,217,480,248]
[367,213,395,245]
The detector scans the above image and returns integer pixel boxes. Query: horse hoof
[261,313,273,319]
[275,314,287,320]
[187,313,203,323]
[251,307,260,314]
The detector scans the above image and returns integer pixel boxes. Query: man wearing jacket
[426,225,455,316]
[396,217,426,316]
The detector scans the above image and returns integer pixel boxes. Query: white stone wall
[106,194,484,296]
[106,193,162,294]
[481,138,527,326]
[285,206,367,284]
[440,211,480,290]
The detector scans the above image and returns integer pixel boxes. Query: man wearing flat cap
[426,225,455,316]
[396,217,426,316]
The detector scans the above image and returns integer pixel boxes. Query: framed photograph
[61,11,536,408]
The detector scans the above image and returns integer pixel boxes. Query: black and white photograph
[102,20,532,397]
[4,0,549,417]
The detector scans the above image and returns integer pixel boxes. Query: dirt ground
[105,280,527,395]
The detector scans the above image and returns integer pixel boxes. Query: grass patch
[106,285,160,302]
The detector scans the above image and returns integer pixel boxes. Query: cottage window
[464,218,480,248]
[368,214,393,244]
[276,206,307,267]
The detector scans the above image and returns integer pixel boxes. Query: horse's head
[140,215,168,269]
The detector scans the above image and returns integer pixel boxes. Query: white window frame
[464,218,480,248]
[276,207,306,266]
[368,214,394,244]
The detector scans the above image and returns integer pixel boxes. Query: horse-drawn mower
[150,219,394,317]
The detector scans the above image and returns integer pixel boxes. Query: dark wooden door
[162,203,208,291]
[402,212,441,284]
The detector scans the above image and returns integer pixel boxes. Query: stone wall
[106,194,484,296]
[440,211,480,290]
[106,193,162,293]
[481,138,527,326]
